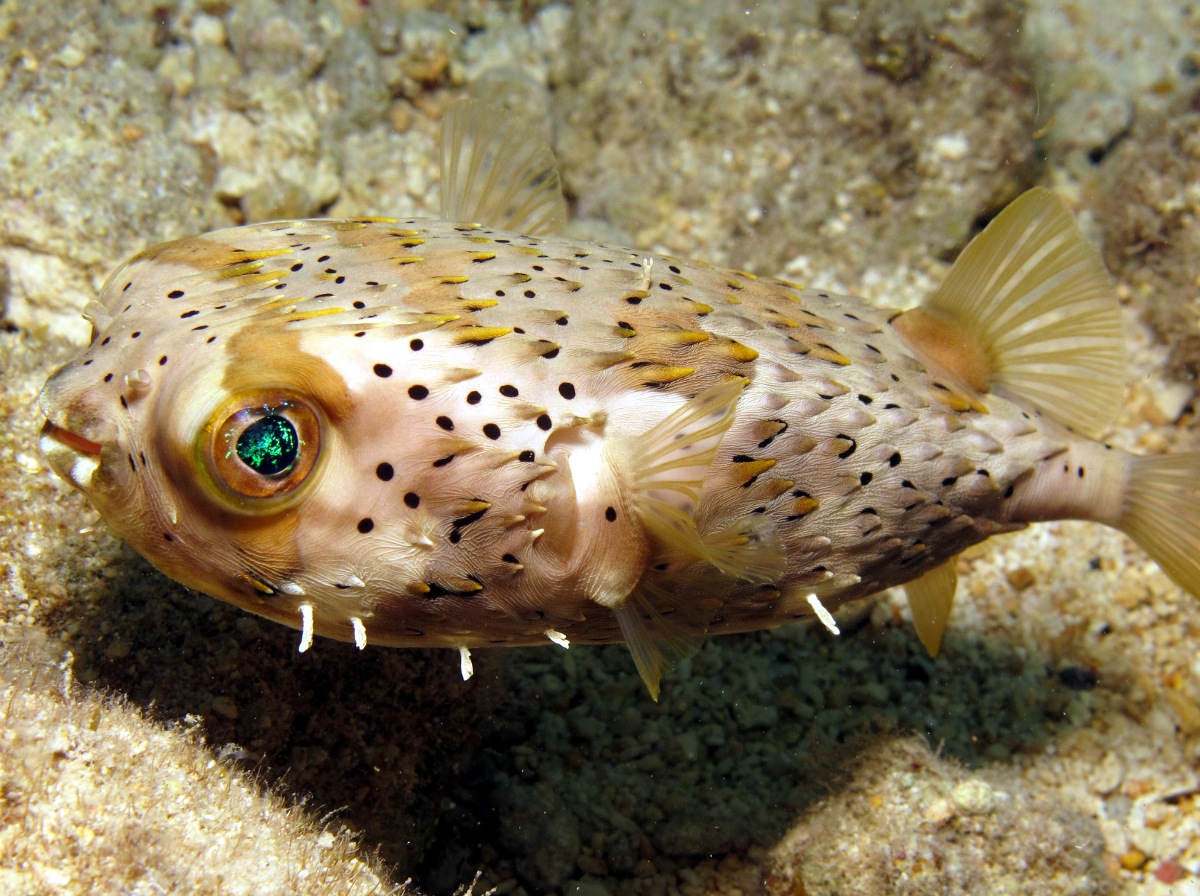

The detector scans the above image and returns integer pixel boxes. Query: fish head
[37,226,418,640]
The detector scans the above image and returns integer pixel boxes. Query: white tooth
[458,646,474,681]
[545,630,570,649]
[298,603,315,652]
[346,575,366,589]
[806,593,840,636]
[69,455,100,488]
[281,582,305,596]
[351,616,367,649]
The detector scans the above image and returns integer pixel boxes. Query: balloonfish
[39,98,1200,698]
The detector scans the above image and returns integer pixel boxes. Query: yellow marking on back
[469,251,498,262]
[453,326,512,345]
[396,256,424,265]
[728,269,758,280]
[810,345,852,366]
[792,496,820,517]
[511,272,533,283]
[668,331,711,346]
[286,307,346,322]
[761,478,795,498]
[438,275,471,284]
[635,364,694,384]
[460,299,499,311]
[725,341,759,362]
[337,217,400,227]
[231,248,295,261]
[217,261,267,279]
[623,290,651,303]
[398,237,425,248]
[733,458,776,485]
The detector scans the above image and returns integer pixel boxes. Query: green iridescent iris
[235,414,298,476]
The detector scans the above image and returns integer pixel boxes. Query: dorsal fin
[439,98,567,235]
[893,188,1125,438]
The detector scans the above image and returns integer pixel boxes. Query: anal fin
[904,557,958,656]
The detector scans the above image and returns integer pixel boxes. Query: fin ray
[440,98,567,235]
[896,188,1124,438]
[1119,453,1200,597]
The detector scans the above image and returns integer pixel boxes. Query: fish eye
[203,391,321,501]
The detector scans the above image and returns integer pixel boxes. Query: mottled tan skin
[41,218,1121,650]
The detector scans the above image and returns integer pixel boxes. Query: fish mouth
[39,419,104,490]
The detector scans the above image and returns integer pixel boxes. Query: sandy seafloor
[2,0,1200,894]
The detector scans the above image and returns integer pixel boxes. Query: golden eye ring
[202,391,322,501]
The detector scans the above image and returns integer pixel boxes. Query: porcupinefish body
[39,99,1200,697]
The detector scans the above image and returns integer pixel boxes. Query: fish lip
[39,420,103,457]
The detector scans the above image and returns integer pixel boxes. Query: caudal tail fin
[1119,453,1200,597]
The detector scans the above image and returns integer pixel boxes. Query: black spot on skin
[353,300,365,309]
[889,452,901,467]
[626,296,643,305]
[605,506,617,522]
[355,331,366,338]
[408,385,429,400]
[556,316,569,326]
[290,263,303,272]
[404,491,420,508]
[502,553,520,564]
[436,415,454,431]
[127,454,136,471]
[180,310,199,319]
[558,382,576,400]
[453,504,489,529]
[158,356,168,366]
[483,423,501,440]
[377,462,394,481]
[101,337,111,346]
[901,480,916,489]
[1077,466,1085,478]
[167,289,184,299]
[410,338,424,351]
[976,469,990,477]
[518,450,535,463]
[120,396,129,410]
[104,373,114,383]
[374,363,393,378]
[357,518,374,534]
[942,476,958,486]
[524,289,536,298]
[857,394,872,404]
[500,384,519,397]
[836,435,857,459]
[860,471,873,486]
[658,282,673,291]
[467,391,482,405]
[1003,484,1015,498]
[541,347,560,359]
[536,414,552,431]
[164,532,174,542]
[433,454,455,467]
[449,530,462,544]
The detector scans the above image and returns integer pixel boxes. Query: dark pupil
[236,414,298,476]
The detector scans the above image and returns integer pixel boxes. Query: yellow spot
[616,325,637,338]
[728,268,758,280]
[725,294,743,305]
[331,221,368,231]
[217,260,265,278]
[241,573,276,595]
[459,500,493,515]
[560,279,584,292]
[775,278,805,290]
[623,289,651,302]
[761,478,795,498]
[469,252,497,262]
[725,341,759,362]
[511,272,533,283]
[395,256,424,265]
[461,579,484,593]
[438,275,470,284]
[467,236,492,244]
[792,496,820,517]
[689,302,715,314]
[671,331,711,346]
[286,307,346,321]
[460,299,499,311]
[409,581,432,595]
[637,365,694,384]
[516,246,542,255]
[810,345,852,366]
[230,248,294,261]
[389,228,421,237]
[734,458,776,485]
[399,237,425,248]
[453,326,512,345]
